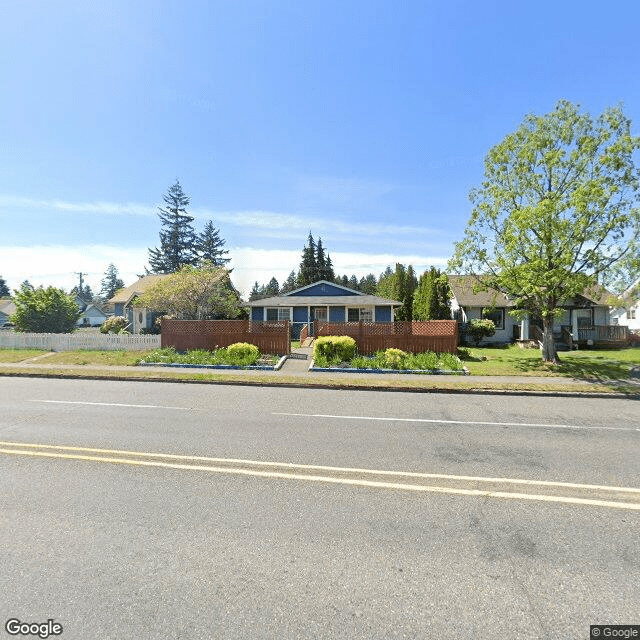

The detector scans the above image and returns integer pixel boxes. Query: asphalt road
[1,377,639,639]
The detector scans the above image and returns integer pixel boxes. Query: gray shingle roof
[246,295,401,307]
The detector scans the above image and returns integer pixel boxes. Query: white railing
[0,332,161,351]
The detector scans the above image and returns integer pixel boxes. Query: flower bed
[137,346,282,370]
[311,348,468,375]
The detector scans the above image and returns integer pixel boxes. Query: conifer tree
[148,180,198,273]
[297,233,317,286]
[0,275,10,297]
[264,277,280,297]
[100,264,125,301]
[198,220,230,266]
[413,267,452,320]
[281,271,297,294]
[248,281,264,301]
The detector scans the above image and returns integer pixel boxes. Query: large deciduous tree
[135,262,241,320]
[12,286,80,333]
[148,180,198,273]
[449,101,640,362]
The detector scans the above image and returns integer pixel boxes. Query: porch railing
[574,325,629,343]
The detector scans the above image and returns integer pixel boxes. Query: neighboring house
[246,280,401,339]
[449,275,623,347]
[77,303,108,327]
[610,279,640,332]
[0,299,16,325]
[107,274,169,334]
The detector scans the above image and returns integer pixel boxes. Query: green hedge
[313,336,357,365]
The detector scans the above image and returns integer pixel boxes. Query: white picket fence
[0,332,161,351]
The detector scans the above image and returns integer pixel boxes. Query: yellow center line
[0,439,638,495]
[1,444,639,511]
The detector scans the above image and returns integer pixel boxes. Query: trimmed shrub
[467,319,496,346]
[227,342,260,362]
[100,316,128,334]
[313,336,357,364]
[383,348,408,368]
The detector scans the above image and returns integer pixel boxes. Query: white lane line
[29,400,191,410]
[1,447,639,511]
[1,440,639,495]
[273,412,640,432]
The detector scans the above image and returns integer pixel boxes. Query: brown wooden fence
[315,320,458,354]
[161,319,291,354]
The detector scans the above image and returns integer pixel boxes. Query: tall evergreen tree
[359,274,377,295]
[248,281,264,301]
[348,275,359,290]
[413,267,452,320]
[281,271,297,294]
[297,232,317,286]
[148,180,198,273]
[100,264,125,300]
[0,275,10,297]
[316,238,326,280]
[198,220,230,266]
[324,253,335,281]
[264,277,280,297]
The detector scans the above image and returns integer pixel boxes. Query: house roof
[447,276,516,308]
[283,279,365,296]
[247,294,401,307]
[0,299,16,316]
[108,274,169,305]
[448,275,616,308]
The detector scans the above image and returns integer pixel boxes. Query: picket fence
[0,332,161,351]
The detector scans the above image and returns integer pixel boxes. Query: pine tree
[348,275,359,290]
[100,264,125,300]
[324,254,335,281]
[297,233,317,286]
[264,277,280,297]
[148,180,198,273]
[198,220,230,266]
[0,275,10,297]
[413,267,452,320]
[359,274,377,295]
[248,282,265,301]
[281,271,297,294]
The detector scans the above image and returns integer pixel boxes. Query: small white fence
[0,332,161,351]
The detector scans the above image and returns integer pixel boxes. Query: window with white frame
[265,307,292,321]
[347,307,373,322]
[628,308,637,320]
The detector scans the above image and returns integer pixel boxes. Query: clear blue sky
[2,0,639,296]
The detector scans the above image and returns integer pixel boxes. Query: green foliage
[0,276,10,297]
[313,335,357,364]
[136,262,241,320]
[148,180,198,273]
[467,319,496,346]
[382,348,408,368]
[141,345,262,366]
[198,220,230,266]
[449,101,640,362]
[100,316,129,334]
[314,347,463,371]
[377,263,416,319]
[413,268,452,320]
[227,342,260,361]
[100,263,125,301]
[12,286,80,333]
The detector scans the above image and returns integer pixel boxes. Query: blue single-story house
[246,280,401,339]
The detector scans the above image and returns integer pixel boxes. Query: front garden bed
[137,345,284,371]
[310,338,468,375]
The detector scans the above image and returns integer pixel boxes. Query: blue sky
[2,0,640,296]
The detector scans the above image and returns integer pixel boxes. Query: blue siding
[291,306,309,339]
[375,306,392,322]
[288,282,356,297]
[330,306,346,322]
[251,307,263,322]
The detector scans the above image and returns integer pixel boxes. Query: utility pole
[74,272,88,295]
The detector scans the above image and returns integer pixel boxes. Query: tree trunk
[541,314,558,363]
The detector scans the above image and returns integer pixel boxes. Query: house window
[576,309,593,327]
[628,309,636,320]
[266,307,291,322]
[347,307,373,322]
[481,308,504,330]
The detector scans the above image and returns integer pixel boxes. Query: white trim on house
[264,307,292,322]
[347,306,375,322]
[283,280,365,297]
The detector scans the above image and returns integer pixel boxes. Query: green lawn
[0,349,49,363]
[460,345,640,379]
[40,350,155,366]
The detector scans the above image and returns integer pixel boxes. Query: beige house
[107,274,169,334]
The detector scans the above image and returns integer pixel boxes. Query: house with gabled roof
[107,274,169,334]
[610,279,640,332]
[246,280,401,339]
[448,275,625,347]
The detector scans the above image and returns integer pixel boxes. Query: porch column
[572,309,579,341]
[521,316,529,340]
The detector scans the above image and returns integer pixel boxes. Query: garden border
[309,360,470,375]
[138,355,288,371]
